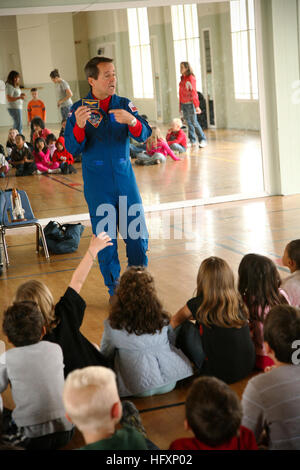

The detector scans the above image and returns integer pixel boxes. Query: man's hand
[109,109,135,125]
[75,106,91,129]
[195,107,202,114]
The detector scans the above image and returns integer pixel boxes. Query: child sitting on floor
[14,232,113,378]
[0,301,73,450]
[238,253,290,371]
[242,305,300,450]
[170,256,255,384]
[135,127,180,165]
[0,149,9,178]
[46,133,57,160]
[52,136,77,174]
[166,118,187,154]
[63,366,148,450]
[100,266,193,397]
[281,239,300,307]
[169,376,258,450]
[10,134,36,177]
[33,137,60,174]
[6,128,18,158]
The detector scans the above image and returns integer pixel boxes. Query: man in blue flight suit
[65,57,152,298]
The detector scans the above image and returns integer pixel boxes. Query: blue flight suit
[65,92,152,296]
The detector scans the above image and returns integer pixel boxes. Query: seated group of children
[0,119,77,178]
[131,118,187,166]
[1,236,300,451]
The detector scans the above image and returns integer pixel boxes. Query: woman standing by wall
[50,69,73,120]
[179,62,207,148]
[5,71,25,134]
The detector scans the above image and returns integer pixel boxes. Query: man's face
[31,91,38,100]
[88,62,117,99]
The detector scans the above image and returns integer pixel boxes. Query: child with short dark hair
[281,239,300,307]
[0,301,73,450]
[238,253,290,371]
[171,257,255,384]
[169,376,257,450]
[27,88,46,124]
[45,133,57,159]
[52,136,77,174]
[10,134,36,176]
[242,305,300,450]
[14,232,113,378]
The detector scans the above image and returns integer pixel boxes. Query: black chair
[0,189,49,267]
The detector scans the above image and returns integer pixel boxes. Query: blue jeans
[135,151,166,165]
[7,108,22,134]
[130,143,146,158]
[169,143,186,153]
[181,103,206,144]
[60,105,72,120]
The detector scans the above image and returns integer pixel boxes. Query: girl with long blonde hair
[170,257,255,383]
[135,126,180,165]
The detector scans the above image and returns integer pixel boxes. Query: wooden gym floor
[0,125,264,218]
[0,124,295,449]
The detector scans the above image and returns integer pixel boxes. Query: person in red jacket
[166,118,187,154]
[169,376,258,451]
[179,62,207,149]
[53,136,77,174]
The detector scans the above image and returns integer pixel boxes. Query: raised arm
[69,232,113,294]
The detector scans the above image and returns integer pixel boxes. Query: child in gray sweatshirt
[0,301,73,450]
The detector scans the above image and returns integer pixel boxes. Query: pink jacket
[33,148,51,165]
[147,140,180,161]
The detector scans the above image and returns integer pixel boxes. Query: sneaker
[36,170,43,175]
[199,140,207,148]
[120,401,147,438]
[48,168,61,174]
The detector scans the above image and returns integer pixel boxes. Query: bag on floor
[40,220,85,254]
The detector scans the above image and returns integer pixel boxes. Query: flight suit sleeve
[125,100,152,143]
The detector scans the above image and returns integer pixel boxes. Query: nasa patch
[87,109,103,128]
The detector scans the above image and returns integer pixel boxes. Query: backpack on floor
[40,220,84,254]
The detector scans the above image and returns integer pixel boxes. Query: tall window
[230,0,258,100]
[171,4,202,92]
[127,8,154,99]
